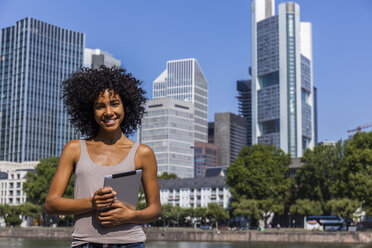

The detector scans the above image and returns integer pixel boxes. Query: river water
[0,239,371,248]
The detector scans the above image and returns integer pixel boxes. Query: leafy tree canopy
[231,199,262,221]
[192,206,207,223]
[206,203,229,229]
[226,144,292,214]
[295,142,345,203]
[18,203,42,219]
[0,204,22,226]
[344,132,372,208]
[158,172,177,180]
[295,132,372,214]
[23,157,74,207]
[289,199,323,216]
[160,203,174,226]
[326,198,360,219]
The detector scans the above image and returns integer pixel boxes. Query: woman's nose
[105,106,114,116]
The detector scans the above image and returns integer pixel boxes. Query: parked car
[200,224,213,230]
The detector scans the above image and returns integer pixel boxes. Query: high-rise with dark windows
[237,79,252,146]
[251,0,315,157]
[0,18,84,161]
[214,112,246,166]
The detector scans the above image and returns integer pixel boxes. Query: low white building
[158,176,231,209]
[0,161,38,205]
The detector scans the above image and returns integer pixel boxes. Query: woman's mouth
[103,118,117,125]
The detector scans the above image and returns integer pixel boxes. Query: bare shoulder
[61,139,81,163]
[64,139,81,152]
[135,144,157,170]
[136,144,155,158]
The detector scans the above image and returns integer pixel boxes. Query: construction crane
[347,123,372,133]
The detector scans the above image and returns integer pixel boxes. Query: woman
[45,66,161,248]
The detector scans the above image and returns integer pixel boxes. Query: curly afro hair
[62,66,146,137]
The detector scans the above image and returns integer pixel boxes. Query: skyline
[1,0,371,143]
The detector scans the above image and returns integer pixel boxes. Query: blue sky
[0,0,371,142]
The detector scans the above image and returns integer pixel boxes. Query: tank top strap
[79,139,89,162]
[124,142,140,170]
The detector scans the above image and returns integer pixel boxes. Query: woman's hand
[97,200,135,227]
[92,187,117,211]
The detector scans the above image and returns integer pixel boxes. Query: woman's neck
[94,129,124,145]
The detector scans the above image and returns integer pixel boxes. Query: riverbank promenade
[0,227,371,244]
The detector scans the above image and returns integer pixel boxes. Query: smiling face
[93,89,124,133]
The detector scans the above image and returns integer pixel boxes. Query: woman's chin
[100,125,121,133]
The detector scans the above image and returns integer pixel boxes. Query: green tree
[289,199,323,216]
[0,204,10,225]
[136,186,146,210]
[2,204,41,227]
[160,203,173,227]
[226,144,291,226]
[158,172,178,180]
[325,198,360,219]
[3,205,22,227]
[23,157,74,207]
[19,203,42,220]
[178,208,193,226]
[206,203,229,229]
[343,132,372,213]
[192,206,207,224]
[231,199,261,228]
[23,157,74,226]
[169,206,189,227]
[295,142,345,204]
[0,204,10,221]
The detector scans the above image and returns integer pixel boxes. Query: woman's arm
[45,140,116,215]
[98,144,161,226]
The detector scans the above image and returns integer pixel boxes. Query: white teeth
[104,119,116,124]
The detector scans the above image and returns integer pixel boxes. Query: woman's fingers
[92,187,116,210]
[97,187,115,196]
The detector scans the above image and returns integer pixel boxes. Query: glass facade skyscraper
[251,0,315,157]
[0,17,84,162]
[237,79,252,146]
[153,58,208,143]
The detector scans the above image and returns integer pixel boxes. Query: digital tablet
[103,169,142,210]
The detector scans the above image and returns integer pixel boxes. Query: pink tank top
[71,140,146,247]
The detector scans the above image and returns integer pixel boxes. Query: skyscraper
[251,0,315,157]
[214,112,246,166]
[0,17,84,161]
[237,79,252,146]
[153,58,208,143]
[138,98,194,178]
[84,48,121,69]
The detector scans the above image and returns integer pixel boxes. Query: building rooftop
[205,166,227,177]
[158,176,226,190]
